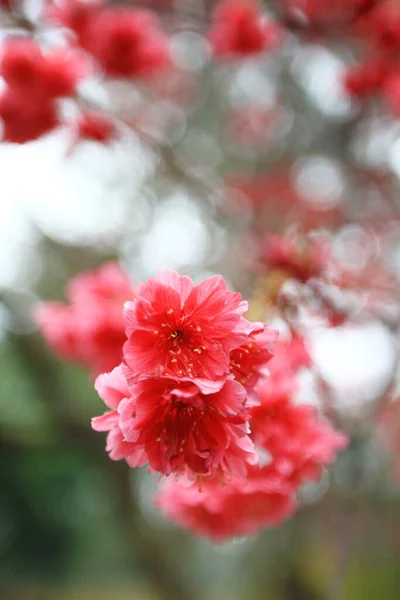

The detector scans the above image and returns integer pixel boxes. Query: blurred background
[1,0,400,598]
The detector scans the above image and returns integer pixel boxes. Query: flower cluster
[36,264,348,541]
[0,0,170,143]
[92,269,277,481]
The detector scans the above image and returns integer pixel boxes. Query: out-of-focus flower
[208,0,282,58]
[251,337,348,485]
[155,464,296,542]
[45,2,170,78]
[268,335,311,377]
[0,38,86,98]
[252,388,348,484]
[343,56,389,98]
[260,233,332,283]
[343,4,400,106]
[123,269,255,381]
[35,262,135,376]
[356,4,400,52]
[0,38,87,142]
[84,7,170,78]
[0,89,58,143]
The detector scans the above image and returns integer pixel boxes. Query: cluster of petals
[0,37,86,143]
[93,269,277,481]
[35,262,135,377]
[208,0,282,58]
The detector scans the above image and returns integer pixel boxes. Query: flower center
[170,329,184,343]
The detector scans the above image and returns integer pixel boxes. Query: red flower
[0,89,58,143]
[155,464,296,542]
[358,5,400,53]
[0,38,86,98]
[209,0,281,58]
[123,269,254,381]
[1,38,43,89]
[116,375,257,478]
[343,57,389,98]
[38,48,88,98]
[0,38,86,142]
[83,7,169,78]
[35,262,135,376]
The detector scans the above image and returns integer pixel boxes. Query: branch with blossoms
[4,0,400,596]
